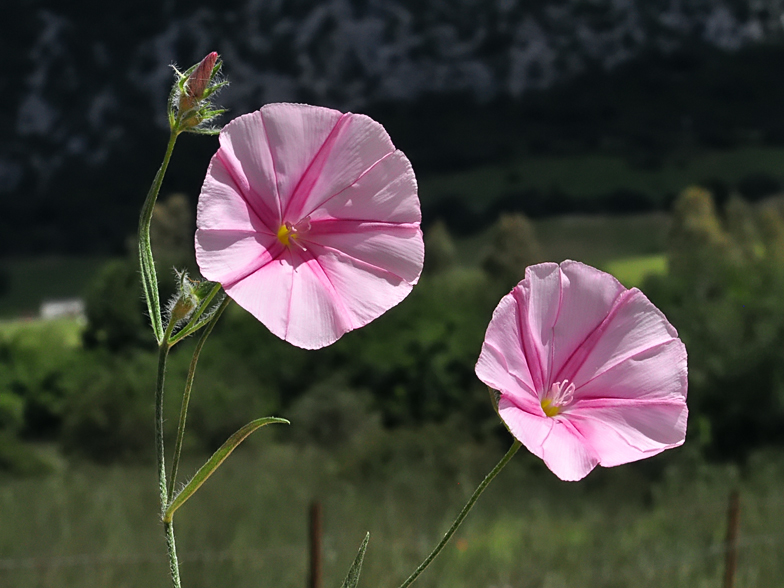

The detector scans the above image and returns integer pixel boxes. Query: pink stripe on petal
[539,418,601,481]
[574,338,687,402]
[260,104,344,217]
[498,395,553,457]
[304,221,424,283]
[476,292,538,397]
[307,244,416,327]
[498,395,600,481]
[283,252,353,349]
[218,111,281,225]
[285,113,351,220]
[291,113,396,221]
[308,150,419,224]
[559,289,680,389]
[476,342,538,399]
[195,230,283,285]
[198,155,273,234]
[223,253,295,342]
[569,400,688,467]
[549,261,626,380]
[513,263,562,394]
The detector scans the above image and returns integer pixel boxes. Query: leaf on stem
[163,416,289,522]
[339,533,370,588]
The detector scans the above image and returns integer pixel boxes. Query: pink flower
[195,103,424,349]
[475,261,688,481]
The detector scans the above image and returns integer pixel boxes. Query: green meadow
[1,439,782,588]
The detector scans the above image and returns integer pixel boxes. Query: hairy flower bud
[169,52,227,134]
[179,51,219,113]
[168,270,199,323]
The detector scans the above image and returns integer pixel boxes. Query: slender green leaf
[163,417,289,522]
[340,533,370,588]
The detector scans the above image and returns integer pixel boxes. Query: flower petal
[195,230,283,286]
[476,291,538,400]
[558,288,681,390]
[197,154,274,234]
[574,337,687,402]
[258,103,345,218]
[498,395,599,481]
[549,261,627,381]
[308,150,420,224]
[512,263,562,394]
[282,253,353,349]
[304,220,424,284]
[286,113,396,221]
[217,110,282,225]
[303,242,417,330]
[222,252,296,342]
[569,398,688,467]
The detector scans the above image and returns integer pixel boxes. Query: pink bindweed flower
[475,261,688,481]
[195,103,424,349]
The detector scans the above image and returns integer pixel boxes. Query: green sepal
[339,533,370,588]
[163,416,289,522]
[487,386,500,414]
[168,283,223,346]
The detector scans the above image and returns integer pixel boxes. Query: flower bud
[179,51,219,113]
[168,270,199,323]
[169,52,227,134]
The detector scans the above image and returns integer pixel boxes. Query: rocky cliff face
[3,0,783,251]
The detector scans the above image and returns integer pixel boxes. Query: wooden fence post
[722,490,741,588]
[308,500,323,588]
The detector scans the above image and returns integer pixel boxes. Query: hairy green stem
[165,521,182,588]
[156,319,180,588]
[168,295,231,498]
[397,440,521,588]
[139,131,179,344]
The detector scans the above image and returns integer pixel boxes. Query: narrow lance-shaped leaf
[340,533,370,588]
[163,417,289,522]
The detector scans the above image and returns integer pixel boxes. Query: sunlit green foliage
[646,190,784,460]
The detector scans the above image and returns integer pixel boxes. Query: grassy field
[603,255,668,288]
[0,435,782,588]
[419,146,784,213]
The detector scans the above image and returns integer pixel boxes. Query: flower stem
[156,319,180,588]
[139,131,179,344]
[165,521,182,588]
[396,440,521,588]
[168,295,231,499]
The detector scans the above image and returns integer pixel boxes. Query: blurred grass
[0,317,85,349]
[0,256,112,318]
[419,146,784,212]
[455,213,669,270]
[1,437,782,588]
[604,255,668,288]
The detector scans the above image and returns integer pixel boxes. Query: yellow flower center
[276,217,311,249]
[277,223,293,246]
[541,398,561,417]
[540,380,575,418]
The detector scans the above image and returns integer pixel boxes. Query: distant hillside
[5,0,784,254]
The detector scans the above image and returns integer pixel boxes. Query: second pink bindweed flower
[476,261,688,481]
[195,103,424,349]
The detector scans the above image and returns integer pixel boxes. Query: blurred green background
[4,1,784,586]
